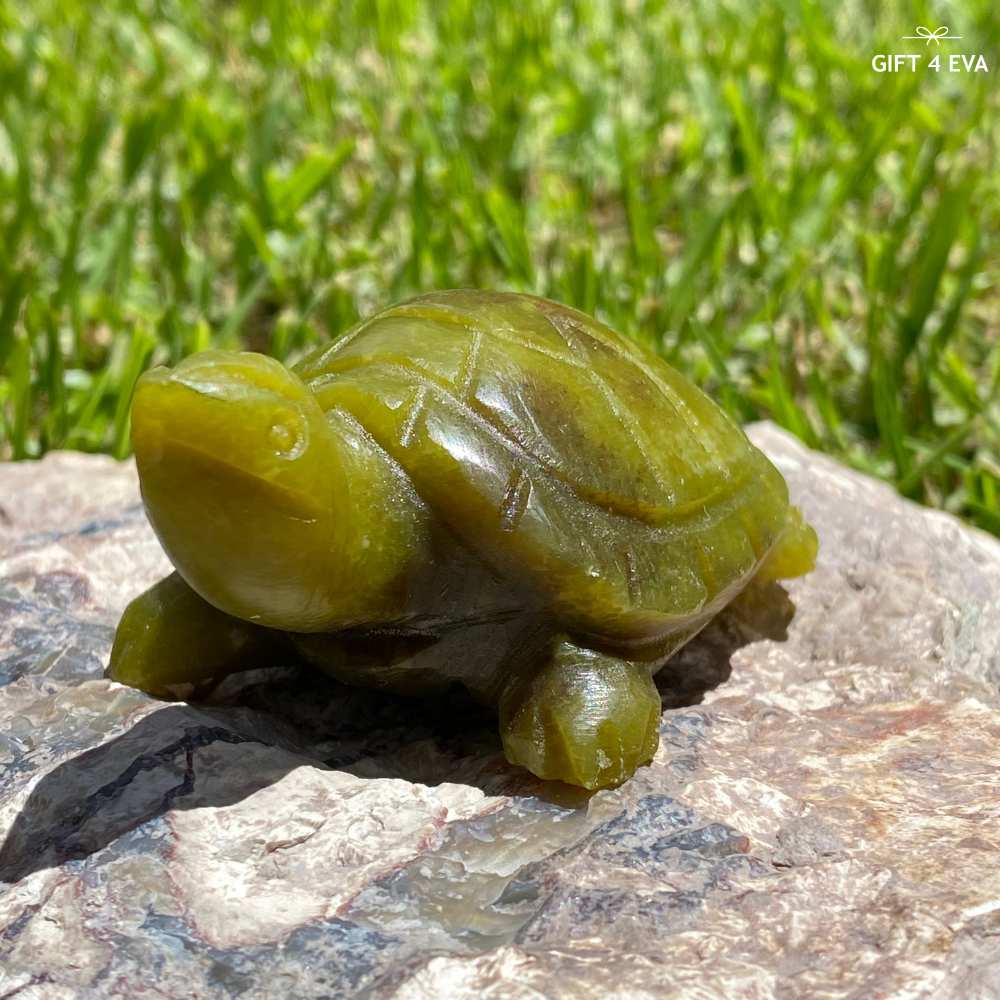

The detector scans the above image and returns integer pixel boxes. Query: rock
[1,424,999,999]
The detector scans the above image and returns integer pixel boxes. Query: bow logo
[902,25,962,46]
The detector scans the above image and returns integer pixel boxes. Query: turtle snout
[131,351,320,482]
[127,350,352,630]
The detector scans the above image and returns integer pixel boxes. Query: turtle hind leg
[499,638,661,791]
[107,572,286,700]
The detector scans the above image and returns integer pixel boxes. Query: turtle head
[131,351,348,631]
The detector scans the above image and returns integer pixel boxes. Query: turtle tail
[754,505,818,584]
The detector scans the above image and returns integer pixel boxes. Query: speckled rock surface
[1,423,999,999]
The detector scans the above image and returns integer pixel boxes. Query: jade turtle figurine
[109,290,817,790]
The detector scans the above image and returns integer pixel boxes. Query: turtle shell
[295,290,801,653]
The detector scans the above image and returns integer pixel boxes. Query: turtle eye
[268,411,309,460]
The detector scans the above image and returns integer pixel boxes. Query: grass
[0,0,997,535]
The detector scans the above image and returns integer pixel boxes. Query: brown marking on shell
[622,548,642,605]
[499,469,532,532]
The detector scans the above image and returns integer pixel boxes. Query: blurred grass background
[0,0,997,533]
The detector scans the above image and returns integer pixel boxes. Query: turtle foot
[499,639,661,790]
[107,572,282,700]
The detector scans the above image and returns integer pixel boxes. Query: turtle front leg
[499,638,661,790]
[106,572,285,700]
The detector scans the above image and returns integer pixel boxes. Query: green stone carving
[109,291,817,789]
